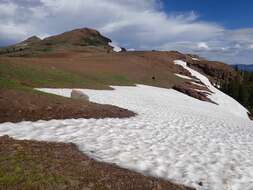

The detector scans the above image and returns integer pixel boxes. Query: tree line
[221,67,253,116]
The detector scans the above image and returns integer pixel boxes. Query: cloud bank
[1,0,253,64]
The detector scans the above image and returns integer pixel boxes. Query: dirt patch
[172,82,215,103]
[184,81,212,92]
[186,57,238,83]
[0,89,135,123]
[0,135,195,190]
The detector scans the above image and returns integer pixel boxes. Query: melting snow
[109,42,122,52]
[174,73,193,80]
[192,57,200,61]
[191,81,205,87]
[174,60,249,119]
[0,60,253,190]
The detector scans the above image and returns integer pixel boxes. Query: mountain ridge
[0,28,117,56]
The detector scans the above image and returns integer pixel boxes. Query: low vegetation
[0,136,194,190]
[0,61,106,89]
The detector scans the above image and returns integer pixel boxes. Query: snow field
[108,42,122,52]
[0,84,253,190]
[0,60,253,189]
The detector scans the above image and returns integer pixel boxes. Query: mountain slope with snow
[174,60,249,119]
[1,26,253,189]
[1,60,253,189]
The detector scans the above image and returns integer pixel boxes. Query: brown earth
[186,55,238,83]
[0,135,195,190]
[0,51,190,89]
[42,28,111,47]
[172,79,216,104]
[172,84,215,103]
[0,49,237,104]
[0,89,135,123]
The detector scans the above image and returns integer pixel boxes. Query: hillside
[0,28,249,119]
[0,28,252,190]
[0,28,119,57]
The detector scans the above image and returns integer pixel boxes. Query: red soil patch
[172,82,215,103]
[0,89,135,123]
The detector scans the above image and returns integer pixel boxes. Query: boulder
[71,90,89,102]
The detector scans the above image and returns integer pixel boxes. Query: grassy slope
[0,50,185,91]
[0,61,104,90]
[0,55,140,91]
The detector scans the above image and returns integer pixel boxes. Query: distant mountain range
[232,64,253,72]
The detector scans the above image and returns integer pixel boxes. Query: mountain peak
[18,36,41,45]
[42,27,112,47]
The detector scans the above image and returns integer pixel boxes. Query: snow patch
[174,73,193,80]
[174,60,249,119]
[191,81,205,87]
[192,57,200,61]
[109,42,122,52]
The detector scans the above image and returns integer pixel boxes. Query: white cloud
[0,0,223,46]
[0,2,17,17]
[0,0,253,64]
[235,44,241,48]
[197,42,209,49]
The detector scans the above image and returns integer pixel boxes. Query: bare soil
[172,82,215,103]
[0,89,135,123]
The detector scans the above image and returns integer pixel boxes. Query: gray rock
[71,89,89,102]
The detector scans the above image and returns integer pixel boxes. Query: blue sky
[0,0,253,65]
[164,0,253,29]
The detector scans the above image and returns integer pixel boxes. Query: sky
[0,0,253,65]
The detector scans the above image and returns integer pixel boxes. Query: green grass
[0,150,67,189]
[87,72,134,86]
[0,76,23,89]
[0,62,106,89]
[0,61,134,90]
